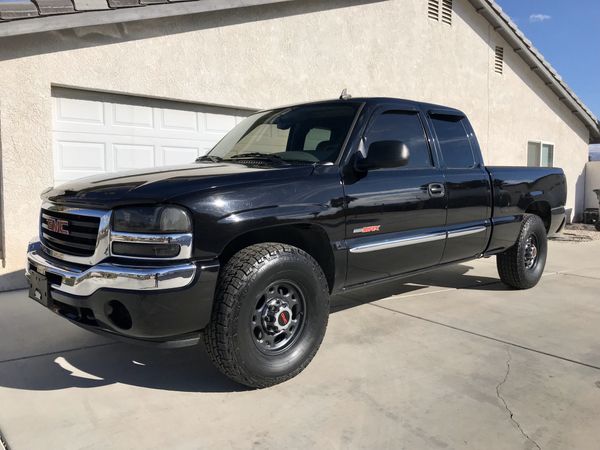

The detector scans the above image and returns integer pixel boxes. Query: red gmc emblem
[47,218,70,235]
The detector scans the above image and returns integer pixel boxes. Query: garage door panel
[57,141,106,171]
[204,113,237,134]
[161,146,201,165]
[114,144,155,171]
[160,109,198,132]
[54,97,106,132]
[112,104,154,128]
[52,90,251,185]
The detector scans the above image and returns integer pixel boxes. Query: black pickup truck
[26,97,566,388]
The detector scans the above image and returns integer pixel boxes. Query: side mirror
[355,140,410,171]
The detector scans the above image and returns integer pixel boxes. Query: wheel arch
[525,201,551,233]
[219,224,336,292]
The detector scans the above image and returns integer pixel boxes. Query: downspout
[0,102,5,268]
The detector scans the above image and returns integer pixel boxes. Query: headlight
[113,206,192,233]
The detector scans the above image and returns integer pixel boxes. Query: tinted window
[366,111,432,168]
[208,104,360,163]
[304,128,332,151]
[431,116,475,168]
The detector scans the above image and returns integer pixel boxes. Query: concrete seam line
[366,302,600,372]
[0,342,119,365]
[558,272,600,281]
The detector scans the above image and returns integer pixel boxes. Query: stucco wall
[0,0,591,286]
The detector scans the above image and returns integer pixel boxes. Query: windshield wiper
[196,155,224,163]
[229,152,281,159]
[226,153,286,163]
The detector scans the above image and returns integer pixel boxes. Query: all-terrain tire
[496,214,547,289]
[203,243,330,388]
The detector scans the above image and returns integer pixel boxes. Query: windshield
[206,103,361,164]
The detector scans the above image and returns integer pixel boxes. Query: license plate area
[28,270,52,307]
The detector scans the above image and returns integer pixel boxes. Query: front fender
[180,167,346,260]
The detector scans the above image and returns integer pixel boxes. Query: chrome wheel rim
[251,280,306,353]
[524,235,538,270]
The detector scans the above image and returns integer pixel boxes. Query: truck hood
[43,162,315,208]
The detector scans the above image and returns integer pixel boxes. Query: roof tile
[0,0,39,20]
[107,0,139,7]
[33,0,74,14]
[72,0,109,10]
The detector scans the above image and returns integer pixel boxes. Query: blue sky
[496,0,600,120]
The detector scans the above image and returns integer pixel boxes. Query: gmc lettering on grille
[46,218,70,235]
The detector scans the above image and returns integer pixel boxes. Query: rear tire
[496,214,547,289]
[204,243,330,388]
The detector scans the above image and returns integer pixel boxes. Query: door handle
[428,183,445,198]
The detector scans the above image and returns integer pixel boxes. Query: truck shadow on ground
[331,263,506,313]
[0,341,246,393]
[0,264,505,393]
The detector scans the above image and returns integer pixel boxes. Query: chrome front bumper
[26,240,197,297]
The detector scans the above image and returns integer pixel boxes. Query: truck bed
[485,166,567,254]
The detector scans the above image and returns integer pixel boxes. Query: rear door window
[431,116,475,168]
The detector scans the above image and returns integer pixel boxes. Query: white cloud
[529,14,552,23]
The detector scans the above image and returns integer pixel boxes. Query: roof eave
[468,0,600,142]
[0,0,295,39]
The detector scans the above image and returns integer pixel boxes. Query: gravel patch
[551,224,600,242]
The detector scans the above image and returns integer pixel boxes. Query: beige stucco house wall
[0,0,594,289]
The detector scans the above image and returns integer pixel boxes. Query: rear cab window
[430,114,476,168]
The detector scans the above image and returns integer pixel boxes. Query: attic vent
[427,0,439,21]
[441,0,453,25]
[495,46,504,74]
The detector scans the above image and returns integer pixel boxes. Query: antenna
[339,89,352,100]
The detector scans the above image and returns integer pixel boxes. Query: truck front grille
[40,208,100,257]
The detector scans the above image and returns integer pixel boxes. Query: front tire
[204,243,330,388]
[496,214,547,289]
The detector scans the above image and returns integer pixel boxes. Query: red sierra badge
[353,225,381,234]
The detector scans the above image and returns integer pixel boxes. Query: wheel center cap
[278,310,290,327]
[262,299,293,332]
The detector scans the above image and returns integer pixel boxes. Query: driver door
[343,106,447,286]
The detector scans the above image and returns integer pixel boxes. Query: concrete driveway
[1,240,599,450]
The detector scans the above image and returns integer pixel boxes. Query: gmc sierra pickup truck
[26,97,566,388]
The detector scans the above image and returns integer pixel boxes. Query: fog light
[112,242,180,258]
[106,300,132,330]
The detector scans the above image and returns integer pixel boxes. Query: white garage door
[52,88,251,185]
